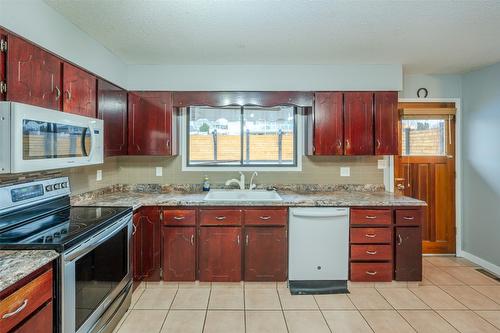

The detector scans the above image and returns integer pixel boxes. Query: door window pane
[401,119,446,156]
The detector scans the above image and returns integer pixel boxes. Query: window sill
[181,164,302,172]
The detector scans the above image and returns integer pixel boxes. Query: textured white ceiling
[45,0,500,74]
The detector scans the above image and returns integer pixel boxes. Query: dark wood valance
[172,91,313,108]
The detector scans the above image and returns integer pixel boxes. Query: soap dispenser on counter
[202,175,210,191]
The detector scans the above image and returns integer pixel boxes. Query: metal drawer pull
[2,299,28,319]
[173,216,185,220]
[132,223,137,235]
[397,234,403,245]
[402,216,415,220]
[237,235,240,245]
[365,271,378,276]
[190,235,194,245]
[215,216,226,220]
[259,216,271,220]
[245,234,249,246]
[365,234,377,238]
[365,215,377,219]
[366,250,378,255]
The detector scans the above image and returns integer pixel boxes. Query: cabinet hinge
[0,39,7,52]
[0,81,6,95]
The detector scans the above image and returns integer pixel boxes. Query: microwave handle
[86,122,97,161]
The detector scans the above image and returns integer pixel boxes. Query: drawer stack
[349,208,393,282]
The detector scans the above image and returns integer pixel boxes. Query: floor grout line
[312,294,333,333]
[276,287,290,333]
[201,286,212,333]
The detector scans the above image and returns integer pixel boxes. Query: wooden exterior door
[313,92,343,155]
[97,79,128,156]
[395,102,456,254]
[162,227,196,281]
[374,91,399,155]
[199,227,241,282]
[128,91,173,155]
[244,227,287,281]
[63,63,96,117]
[395,227,422,281]
[133,207,161,281]
[0,29,6,101]
[344,92,374,155]
[7,35,62,110]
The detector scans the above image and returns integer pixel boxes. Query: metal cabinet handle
[337,139,342,149]
[190,235,194,245]
[132,223,137,235]
[366,250,377,255]
[365,215,377,219]
[376,139,381,149]
[166,140,170,148]
[65,90,71,100]
[345,139,350,149]
[237,235,240,245]
[215,216,226,220]
[55,86,61,100]
[365,271,378,276]
[2,299,28,319]
[365,234,377,238]
[402,216,415,220]
[245,234,249,246]
[173,216,185,221]
[397,234,403,245]
[259,216,271,220]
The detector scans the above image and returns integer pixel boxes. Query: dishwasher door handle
[291,212,348,218]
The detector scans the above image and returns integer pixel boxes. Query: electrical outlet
[96,170,102,181]
[155,166,163,177]
[340,167,350,177]
[378,159,387,169]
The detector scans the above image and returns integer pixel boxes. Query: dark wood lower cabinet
[162,227,196,281]
[199,227,242,282]
[12,301,52,333]
[133,207,161,281]
[244,227,287,281]
[395,226,422,281]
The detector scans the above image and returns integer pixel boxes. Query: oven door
[62,214,132,333]
[7,102,103,173]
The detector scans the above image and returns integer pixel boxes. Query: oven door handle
[64,214,130,262]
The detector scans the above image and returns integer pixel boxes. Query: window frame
[182,106,302,172]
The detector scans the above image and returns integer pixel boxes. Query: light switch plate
[155,166,163,177]
[377,159,387,169]
[96,170,102,181]
[340,167,350,177]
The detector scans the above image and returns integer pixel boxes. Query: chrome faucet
[225,172,246,190]
[249,171,258,190]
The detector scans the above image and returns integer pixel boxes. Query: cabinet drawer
[162,209,196,226]
[0,269,52,333]
[244,209,287,226]
[200,209,242,226]
[350,227,392,244]
[351,209,392,225]
[395,209,422,225]
[350,263,392,282]
[350,244,392,261]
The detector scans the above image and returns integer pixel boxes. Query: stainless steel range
[0,177,132,333]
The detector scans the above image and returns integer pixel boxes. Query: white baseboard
[459,251,500,276]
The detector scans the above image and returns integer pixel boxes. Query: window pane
[401,119,446,156]
[243,106,295,165]
[188,106,241,165]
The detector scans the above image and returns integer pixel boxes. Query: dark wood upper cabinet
[199,227,241,282]
[244,227,287,281]
[395,226,422,281]
[162,227,196,281]
[312,92,343,155]
[128,91,176,156]
[132,207,161,281]
[374,91,399,155]
[7,35,62,110]
[97,79,128,156]
[344,92,374,155]
[0,29,6,101]
[62,63,96,117]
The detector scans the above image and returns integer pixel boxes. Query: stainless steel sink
[203,190,282,202]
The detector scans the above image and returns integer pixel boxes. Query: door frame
[390,98,462,256]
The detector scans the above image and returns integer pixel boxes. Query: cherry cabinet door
[12,301,53,333]
[199,227,241,282]
[97,79,128,156]
[63,62,96,117]
[162,227,196,281]
[344,92,374,155]
[128,91,174,155]
[133,207,161,281]
[395,227,422,281]
[313,92,343,155]
[374,91,399,155]
[0,30,6,101]
[7,35,62,110]
[244,227,287,281]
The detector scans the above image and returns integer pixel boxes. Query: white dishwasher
[289,207,349,294]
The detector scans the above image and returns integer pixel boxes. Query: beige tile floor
[114,257,500,333]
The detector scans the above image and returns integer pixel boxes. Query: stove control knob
[45,185,53,192]
[61,182,68,188]
[53,232,61,238]
[61,229,68,235]
[54,183,61,190]
[45,235,53,243]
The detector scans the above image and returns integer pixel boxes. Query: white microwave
[0,102,103,174]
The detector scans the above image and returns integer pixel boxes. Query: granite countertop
[71,184,426,210]
[0,250,59,294]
